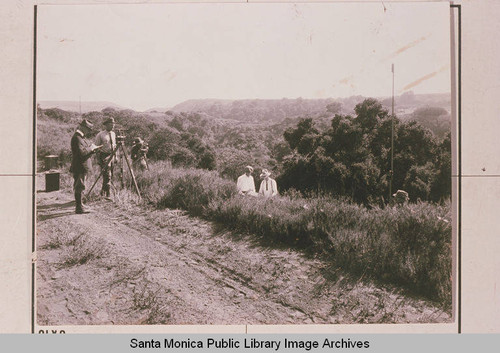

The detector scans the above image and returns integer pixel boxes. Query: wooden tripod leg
[120,149,124,188]
[120,144,141,199]
[84,172,102,200]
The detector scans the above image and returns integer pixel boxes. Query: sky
[37,2,451,111]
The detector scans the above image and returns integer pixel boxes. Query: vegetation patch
[58,234,108,268]
[137,164,451,309]
[132,281,173,325]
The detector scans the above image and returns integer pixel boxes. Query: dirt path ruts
[36,189,451,326]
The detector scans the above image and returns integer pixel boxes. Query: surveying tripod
[85,137,141,200]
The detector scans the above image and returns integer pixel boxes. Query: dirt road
[36,188,451,326]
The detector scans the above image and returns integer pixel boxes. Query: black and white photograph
[35,1,455,328]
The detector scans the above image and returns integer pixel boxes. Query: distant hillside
[38,101,126,113]
[170,93,451,124]
[171,98,337,123]
[380,92,451,118]
[336,92,451,116]
[145,107,171,113]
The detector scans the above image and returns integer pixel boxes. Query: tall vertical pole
[119,129,125,188]
[390,63,395,201]
[79,95,82,115]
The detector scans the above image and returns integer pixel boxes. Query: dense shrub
[136,163,236,217]
[278,99,451,205]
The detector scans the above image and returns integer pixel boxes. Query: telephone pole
[389,63,395,201]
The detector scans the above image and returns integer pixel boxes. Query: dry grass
[328,283,413,324]
[58,234,108,268]
[39,229,84,250]
[132,281,173,325]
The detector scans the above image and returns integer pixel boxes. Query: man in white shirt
[95,117,117,198]
[236,165,257,196]
[258,169,278,198]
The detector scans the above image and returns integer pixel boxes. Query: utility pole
[79,95,82,115]
[389,63,395,201]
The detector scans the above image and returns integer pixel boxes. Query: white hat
[260,169,271,178]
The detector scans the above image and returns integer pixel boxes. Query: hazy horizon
[38,90,452,114]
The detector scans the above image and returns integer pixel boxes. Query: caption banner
[3,334,499,352]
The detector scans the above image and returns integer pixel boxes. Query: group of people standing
[236,165,278,198]
[70,118,148,214]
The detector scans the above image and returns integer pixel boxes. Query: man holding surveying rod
[95,117,117,199]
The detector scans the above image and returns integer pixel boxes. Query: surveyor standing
[131,137,149,171]
[70,119,101,214]
[95,117,116,198]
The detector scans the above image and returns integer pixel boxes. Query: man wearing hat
[131,137,149,171]
[95,117,117,198]
[392,189,409,205]
[70,119,102,214]
[236,165,257,196]
[258,169,278,198]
